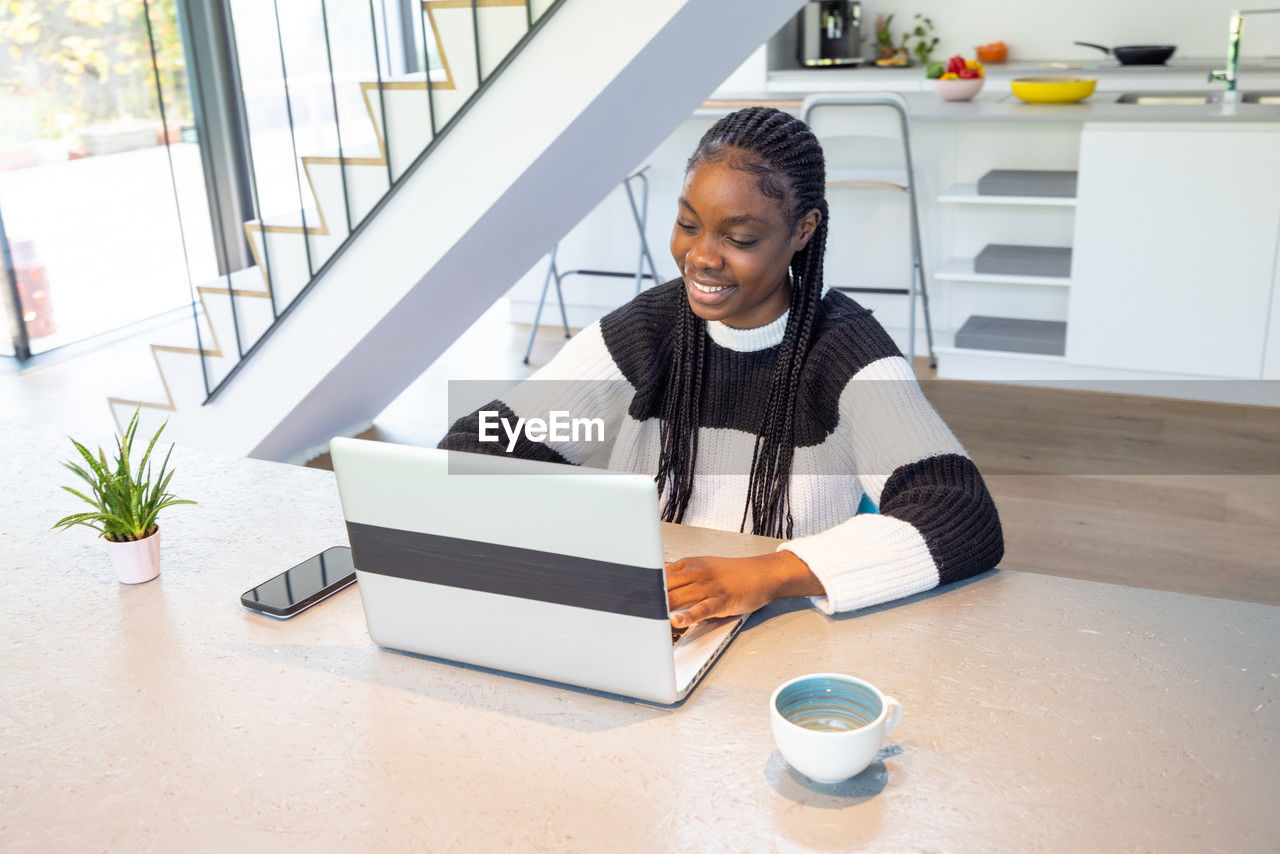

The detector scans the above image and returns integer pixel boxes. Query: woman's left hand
[664,551,825,628]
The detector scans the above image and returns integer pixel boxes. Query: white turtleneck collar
[706,308,790,352]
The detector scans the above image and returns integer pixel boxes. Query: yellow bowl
[1010,76,1097,104]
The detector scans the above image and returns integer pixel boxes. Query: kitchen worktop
[701,89,1280,123]
[707,55,1280,123]
[4,419,1279,850]
[900,90,1280,123]
[765,56,1280,94]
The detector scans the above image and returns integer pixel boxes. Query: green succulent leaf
[60,484,101,508]
[69,436,107,480]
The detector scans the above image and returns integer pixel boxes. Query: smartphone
[240,546,357,618]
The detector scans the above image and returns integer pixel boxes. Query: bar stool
[522,165,663,364]
[802,93,936,368]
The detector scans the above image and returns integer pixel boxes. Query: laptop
[329,438,745,704]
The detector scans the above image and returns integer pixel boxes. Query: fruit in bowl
[928,55,984,101]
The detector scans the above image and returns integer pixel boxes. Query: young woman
[441,107,1003,628]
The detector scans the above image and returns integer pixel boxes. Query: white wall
[506,118,717,327]
[805,0,1280,63]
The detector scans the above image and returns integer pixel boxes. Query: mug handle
[882,696,904,734]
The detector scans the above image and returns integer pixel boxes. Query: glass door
[0,0,216,359]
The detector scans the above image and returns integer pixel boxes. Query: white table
[3,420,1276,851]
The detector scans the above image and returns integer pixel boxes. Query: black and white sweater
[440,280,1003,614]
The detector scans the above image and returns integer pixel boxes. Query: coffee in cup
[770,673,903,783]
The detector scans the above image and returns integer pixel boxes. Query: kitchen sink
[1115,91,1280,105]
[1115,92,1222,105]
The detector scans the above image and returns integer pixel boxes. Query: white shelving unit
[934,258,1072,288]
[933,172,1079,364]
[936,184,1076,207]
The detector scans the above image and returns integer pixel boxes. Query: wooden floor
[6,303,1277,607]
[922,379,1280,607]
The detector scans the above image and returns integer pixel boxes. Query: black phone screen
[241,546,356,617]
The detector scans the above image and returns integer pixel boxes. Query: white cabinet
[1067,123,1280,379]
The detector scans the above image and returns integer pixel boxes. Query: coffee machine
[797,1,865,67]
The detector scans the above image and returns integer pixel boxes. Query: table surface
[4,420,1278,852]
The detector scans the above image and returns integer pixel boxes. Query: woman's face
[670,149,819,330]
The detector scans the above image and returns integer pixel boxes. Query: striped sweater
[439,279,1003,614]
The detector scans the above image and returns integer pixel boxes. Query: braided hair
[656,106,829,539]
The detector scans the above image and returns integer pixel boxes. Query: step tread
[107,380,173,409]
[371,70,447,87]
[246,211,329,232]
[150,319,215,350]
[193,266,268,291]
[300,144,384,163]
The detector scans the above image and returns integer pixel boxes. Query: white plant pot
[106,527,161,584]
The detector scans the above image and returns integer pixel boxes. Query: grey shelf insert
[954,315,1067,357]
[974,244,1073,279]
[976,169,1078,198]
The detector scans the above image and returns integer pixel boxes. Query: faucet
[1210,8,1280,103]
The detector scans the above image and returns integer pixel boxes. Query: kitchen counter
[702,90,1280,123]
[703,54,1280,123]
[3,420,1278,850]
[896,91,1280,123]
[764,56,1280,94]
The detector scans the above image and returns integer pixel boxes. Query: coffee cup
[770,673,903,784]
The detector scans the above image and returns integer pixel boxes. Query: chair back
[802,93,914,180]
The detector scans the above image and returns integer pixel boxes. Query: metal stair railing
[167,0,568,405]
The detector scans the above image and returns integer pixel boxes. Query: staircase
[109,0,803,463]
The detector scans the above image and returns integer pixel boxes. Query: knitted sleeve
[437,320,633,465]
[776,353,1004,614]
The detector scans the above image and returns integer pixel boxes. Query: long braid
[656,294,705,523]
[659,107,829,539]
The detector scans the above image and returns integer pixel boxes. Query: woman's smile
[687,276,738,305]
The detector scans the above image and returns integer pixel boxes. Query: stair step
[150,310,216,354]
[423,0,529,129]
[252,210,321,231]
[300,143,383,161]
[195,265,272,295]
[153,346,221,408]
[149,327,237,393]
[301,155,392,231]
[195,267,279,357]
[364,84,437,180]
[107,386,174,436]
[244,223,335,309]
[371,70,444,87]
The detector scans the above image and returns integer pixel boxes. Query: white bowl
[933,77,984,102]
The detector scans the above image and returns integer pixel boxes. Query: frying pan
[1075,41,1176,65]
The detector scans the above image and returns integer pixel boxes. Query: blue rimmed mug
[770,673,904,784]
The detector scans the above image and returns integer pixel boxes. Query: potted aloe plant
[52,411,196,584]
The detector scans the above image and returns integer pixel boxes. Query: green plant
[906,14,939,65]
[52,410,195,542]
[874,13,897,51]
